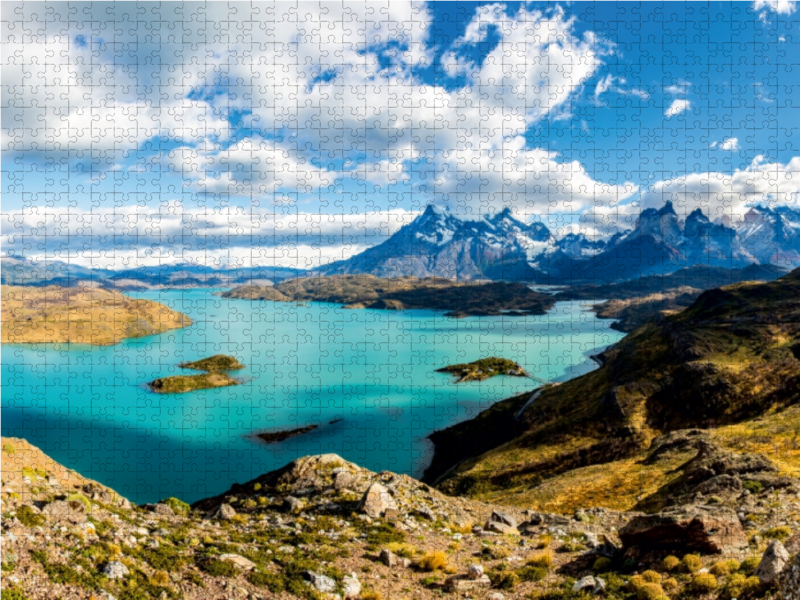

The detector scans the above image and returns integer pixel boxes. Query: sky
[2,0,800,269]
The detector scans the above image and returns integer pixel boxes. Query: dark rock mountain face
[318,205,553,280]
[318,201,800,283]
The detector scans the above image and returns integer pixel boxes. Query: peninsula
[221,275,557,318]
[0,285,191,345]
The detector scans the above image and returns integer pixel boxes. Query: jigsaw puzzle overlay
[2,2,800,600]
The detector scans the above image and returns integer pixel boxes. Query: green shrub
[2,442,16,455]
[641,570,661,583]
[662,577,679,594]
[527,551,553,570]
[517,565,547,582]
[662,555,680,571]
[558,539,586,553]
[159,497,190,516]
[415,551,448,572]
[198,557,240,578]
[1,588,28,600]
[592,557,611,572]
[742,480,763,494]
[681,554,702,573]
[637,583,668,600]
[483,544,511,559]
[691,572,717,592]
[489,569,519,590]
[247,570,285,592]
[65,493,92,512]
[763,526,792,541]
[721,572,762,598]
[739,556,760,575]
[15,505,45,528]
[710,559,740,576]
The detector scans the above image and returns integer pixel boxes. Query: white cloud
[665,99,691,117]
[1,204,419,269]
[641,155,800,219]
[2,1,619,216]
[754,0,798,15]
[720,137,740,151]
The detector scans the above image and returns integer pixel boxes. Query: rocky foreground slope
[3,437,800,600]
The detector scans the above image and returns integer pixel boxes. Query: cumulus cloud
[1,204,418,269]
[665,99,691,118]
[2,1,616,215]
[711,138,741,151]
[640,155,800,219]
[754,0,798,15]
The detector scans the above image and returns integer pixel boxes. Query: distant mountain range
[0,257,302,289]
[3,202,799,287]
[317,202,800,283]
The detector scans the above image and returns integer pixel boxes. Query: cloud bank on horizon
[2,1,800,269]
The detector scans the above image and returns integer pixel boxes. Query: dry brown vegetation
[1,285,191,345]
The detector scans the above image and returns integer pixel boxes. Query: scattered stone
[305,571,336,593]
[584,532,600,548]
[334,471,355,491]
[618,505,747,553]
[485,521,518,535]
[342,572,361,599]
[489,510,517,529]
[416,506,436,520]
[756,540,790,585]
[573,575,606,594]
[102,561,130,580]
[209,503,236,520]
[219,554,256,571]
[467,564,484,579]
[488,593,505,600]
[152,503,175,516]
[283,496,304,513]
[42,500,88,524]
[778,552,800,599]
[444,573,492,592]
[358,483,397,518]
[380,548,399,568]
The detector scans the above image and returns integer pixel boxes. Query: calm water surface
[1,288,624,504]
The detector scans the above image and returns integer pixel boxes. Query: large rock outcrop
[619,505,748,554]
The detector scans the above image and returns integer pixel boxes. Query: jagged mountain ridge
[318,201,800,283]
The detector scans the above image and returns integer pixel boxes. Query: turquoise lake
[1,289,624,504]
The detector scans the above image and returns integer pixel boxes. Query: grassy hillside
[1,285,191,345]
[431,268,800,511]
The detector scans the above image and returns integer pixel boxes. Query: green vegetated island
[148,354,244,393]
[220,274,557,317]
[436,357,529,383]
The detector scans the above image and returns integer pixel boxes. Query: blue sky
[2,1,800,268]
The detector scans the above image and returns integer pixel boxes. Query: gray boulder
[358,483,397,518]
[101,561,130,580]
[756,540,790,585]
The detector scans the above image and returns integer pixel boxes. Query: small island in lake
[148,372,240,393]
[255,424,319,444]
[436,357,529,383]
[148,354,244,393]
[178,354,245,371]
